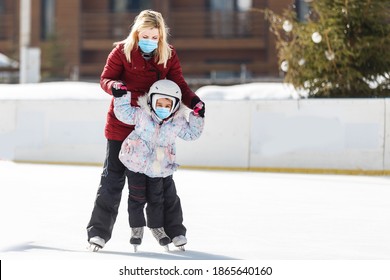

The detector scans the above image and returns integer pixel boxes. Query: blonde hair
[114,10,172,67]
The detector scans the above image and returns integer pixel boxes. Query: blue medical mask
[155,107,171,120]
[138,39,158,53]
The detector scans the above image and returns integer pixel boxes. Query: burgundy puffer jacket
[100,43,200,141]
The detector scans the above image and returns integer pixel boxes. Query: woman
[86,9,205,251]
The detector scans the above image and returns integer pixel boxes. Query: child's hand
[193,101,205,117]
[112,82,127,97]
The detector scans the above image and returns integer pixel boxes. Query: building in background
[0,0,294,86]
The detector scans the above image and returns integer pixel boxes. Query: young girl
[86,10,205,251]
[114,79,204,251]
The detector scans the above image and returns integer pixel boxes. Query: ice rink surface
[1,161,389,279]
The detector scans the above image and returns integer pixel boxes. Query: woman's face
[138,28,159,42]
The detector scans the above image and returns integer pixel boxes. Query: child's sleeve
[178,113,204,141]
[113,92,139,125]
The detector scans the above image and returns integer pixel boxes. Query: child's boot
[130,227,144,252]
[150,227,171,250]
[88,236,105,252]
[172,235,187,251]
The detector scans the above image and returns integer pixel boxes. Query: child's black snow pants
[125,170,166,229]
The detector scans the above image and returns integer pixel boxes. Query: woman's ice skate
[88,236,105,252]
[130,227,144,252]
[172,235,187,251]
[150,227,171,251]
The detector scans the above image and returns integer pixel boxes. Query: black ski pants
[86,140,186,242]
[125,170,165,229]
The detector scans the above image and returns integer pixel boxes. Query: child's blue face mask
[155,107,171,119]
[138,39,158,53]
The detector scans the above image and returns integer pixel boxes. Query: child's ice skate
[88,236,105,252]
[150,227,171,251]
[130,227,144,252]
[172,235,187,251]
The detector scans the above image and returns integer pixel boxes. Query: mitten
[191,97,205,118]
[193,101,205,117]
[112,82,127,97]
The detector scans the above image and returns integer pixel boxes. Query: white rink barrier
[1,96,390,174]
[0,98,109,164]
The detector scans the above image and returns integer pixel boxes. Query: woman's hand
[112,82,127,97]
[191,97,205,118]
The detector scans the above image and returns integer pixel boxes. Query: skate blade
[163,245,169,252]
[177,245,185,251]
[87,244,102,252]
[133,245,139,253]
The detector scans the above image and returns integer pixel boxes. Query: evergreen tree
[262,0,390,97]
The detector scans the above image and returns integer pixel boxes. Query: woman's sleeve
[166,48,200,109]
[100,45,125,95]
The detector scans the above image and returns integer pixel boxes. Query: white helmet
[148,79,182,115]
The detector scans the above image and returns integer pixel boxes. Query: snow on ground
[195,82,306,100]
[0,81,303,100]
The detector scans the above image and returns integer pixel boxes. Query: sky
[1,161,390,279]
